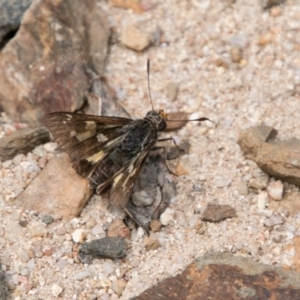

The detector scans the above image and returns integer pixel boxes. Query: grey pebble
[41,215,55,225]
[78,237,127,262]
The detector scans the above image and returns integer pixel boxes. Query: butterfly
[46,60,211,208]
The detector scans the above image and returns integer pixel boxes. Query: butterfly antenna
[147,59,155,111]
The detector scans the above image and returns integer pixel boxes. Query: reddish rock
[133,252,300,300]
[14,153,92,217]
[107,218,131,239]
[201,204,237,222]
[0,0,109,125]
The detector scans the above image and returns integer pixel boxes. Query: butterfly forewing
[46,112,133,177]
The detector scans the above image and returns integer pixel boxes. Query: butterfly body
[47,110,167,207]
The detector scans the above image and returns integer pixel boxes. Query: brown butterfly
[46,60,211,207]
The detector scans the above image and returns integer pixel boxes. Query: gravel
[1,1,300,299]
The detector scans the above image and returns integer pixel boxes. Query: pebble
[120,25,151,51]
[75,270,91,281]
[249,175,269,190]
[17,249,30,263]
[267,180,284,200]
[71,228,86,243]
[264,215,284,227]
[257,192,269,211]
[160,208,175,226]
[166,81,179,101]
[92,223,105,236]
[150,220,162,232]
[13,153,25,165]
[42,215,55,225]
[107,218,131,239]
[30,222,47,237]
[132,190,154,206]
[44,142,58,152]
[2,160,12,168]
[111,279,127,296]
[237,181,249,195]
[51,283,63,297]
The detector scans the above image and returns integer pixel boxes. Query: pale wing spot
[66,114,73,120]
[122,168,137,189]
[86,150,105,163]
[96,133,108,143]
[85,121,96,130]
[75,129,96,142]
[63,121,67,124]
[70,130,77,137]
[113,173,123,187]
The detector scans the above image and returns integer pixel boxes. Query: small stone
[132,190,154,207]
[193,183,203,192]
[166,81,179,101]
[107,218,131,239]
[92,223,105,236]
[13,153,25,165]
[33,145,47,157]
[150,220,162,232]
[258,191,269,211]
[51,283,63,297]
[85,217,97,229]
[78,237,127,262]
[19,219,28,227]
[71,229,86,243]
[260,0,285,9]
[41,215,55,225]
[214,176,232,188]
[267,180,284,200]
[120,25,151,51]
[230,46,243,63]
[30,222,47,237]
[201,204,237,222]
[249,175,269,190]
[112,278,127,296]
[160,208,175,226]
[144,237,161,251]
[44,142,58,153]
[237,182,249,195]
[2,160,12,168]
[75,270,91,281]
[264,215,284,227]
[17,249,30,263]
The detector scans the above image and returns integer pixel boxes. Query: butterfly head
[145,110,167,131]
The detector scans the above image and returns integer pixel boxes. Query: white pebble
[44,142,58,152]
[136,227,145,238]
[71,228,85,243]
[257,192,269,211]
[160,208,175,226]
[75,270,91,281]
[17,249,30,263]
[92,224,104,236]
[2,160,12,168]
[51,283,63,297]
[30,222,47,237]
[13,154,25,165]
[267,180,284,200]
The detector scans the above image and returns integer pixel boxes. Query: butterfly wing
[107,142,153,206]
[46,112,133,177]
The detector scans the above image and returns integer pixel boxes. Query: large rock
[14,153,92,217]
[0,0,110,125]
[238,126,300,187]
[133,252,300,300]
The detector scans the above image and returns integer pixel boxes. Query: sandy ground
[1,0,300,299]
